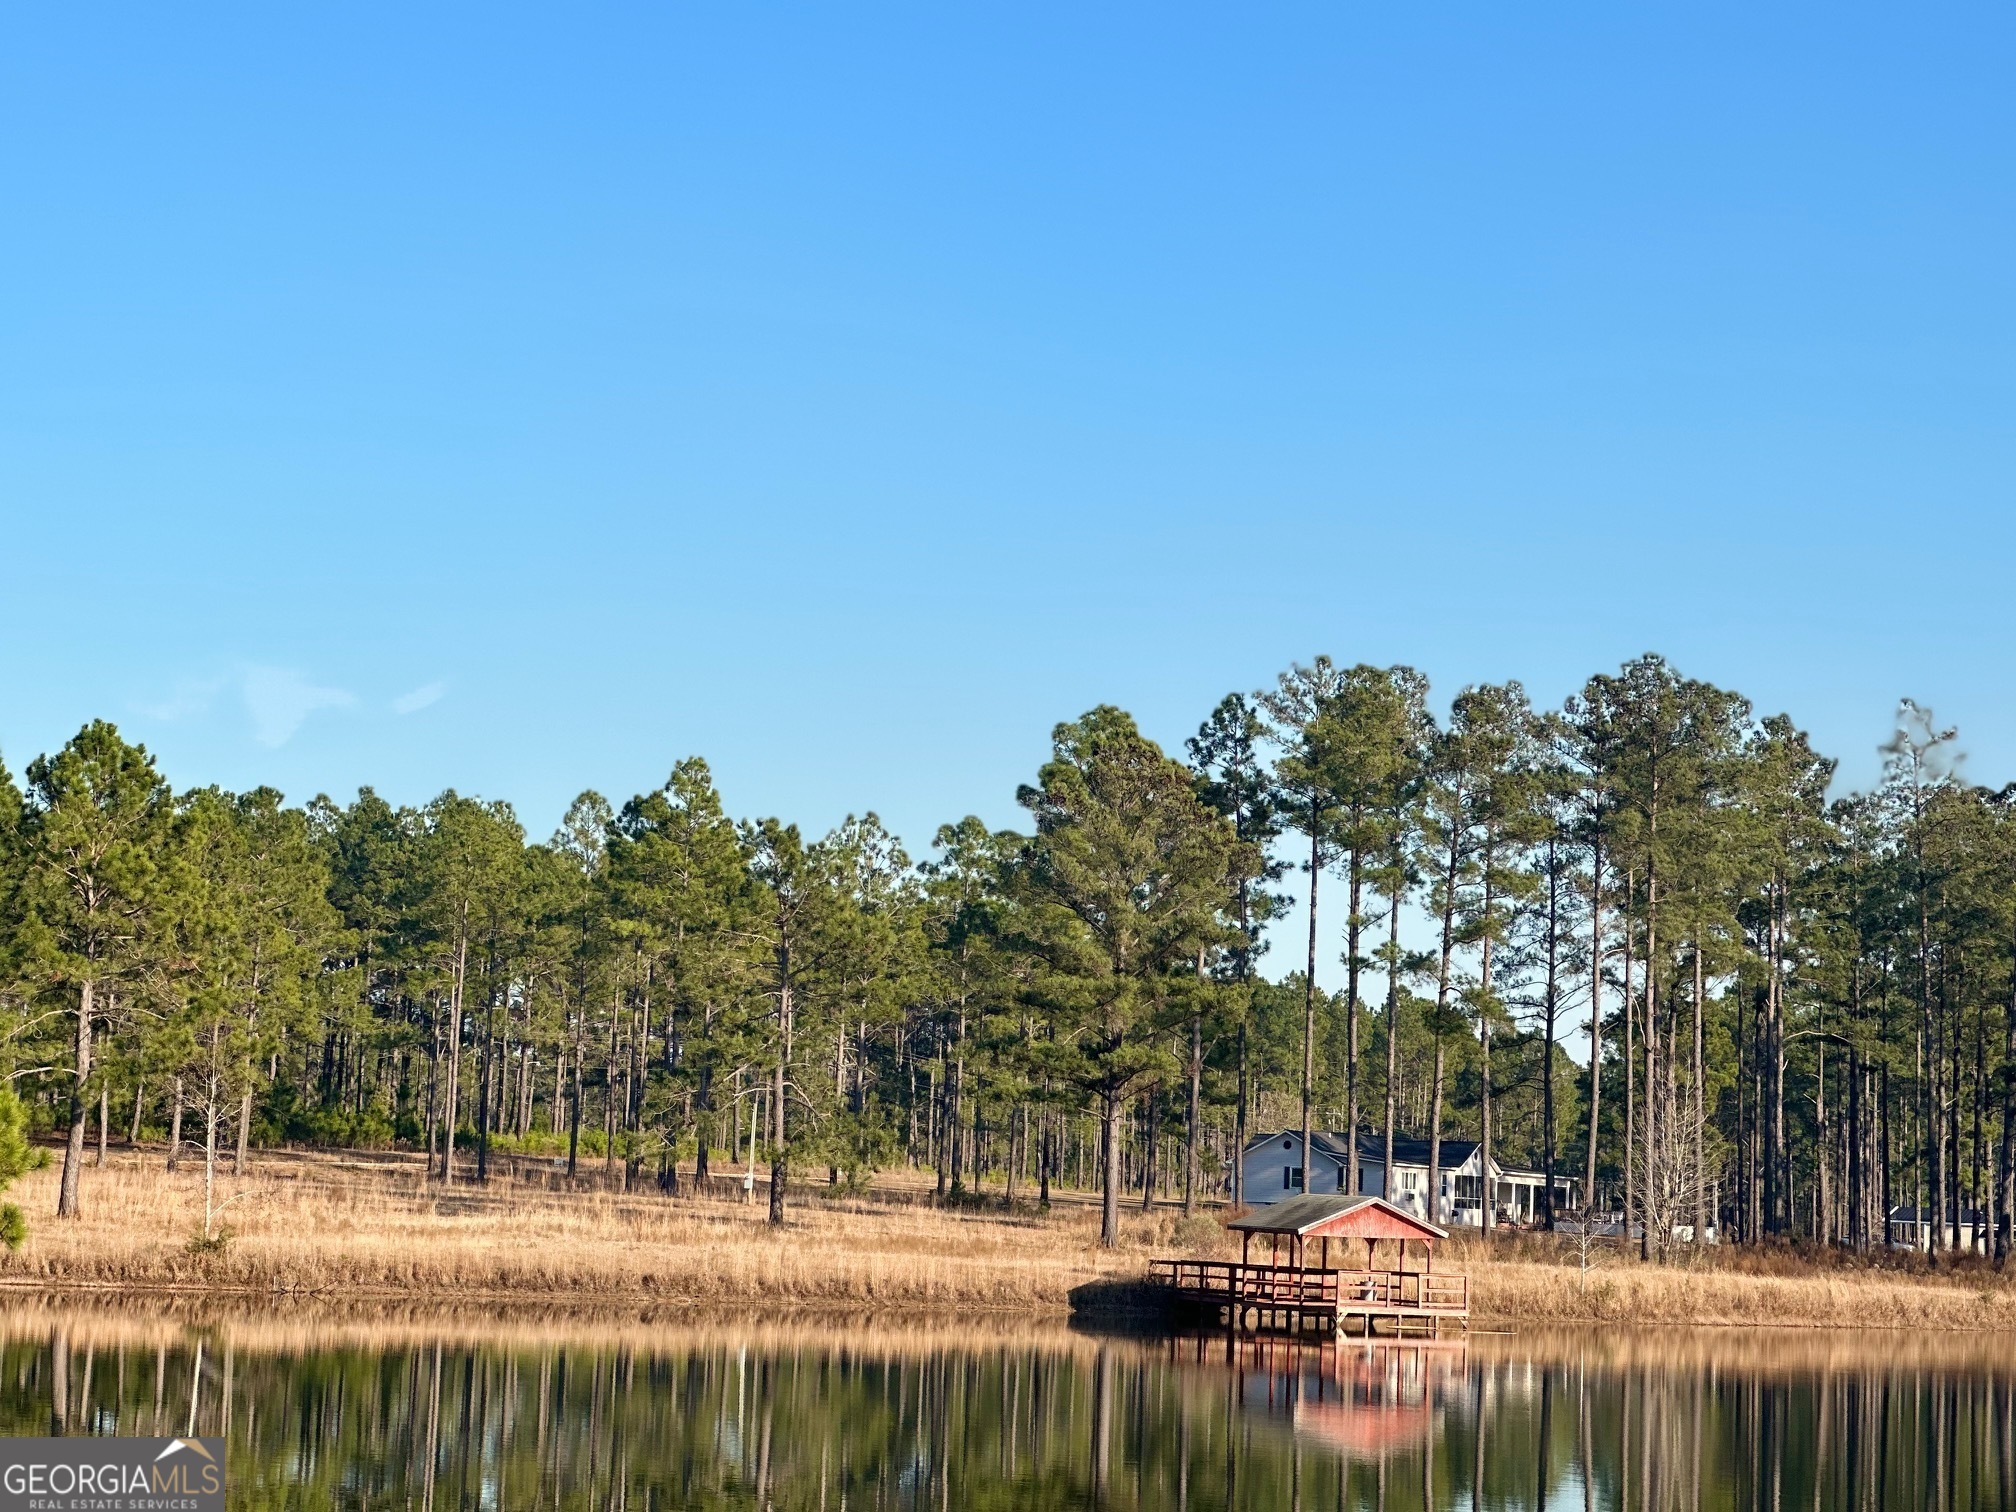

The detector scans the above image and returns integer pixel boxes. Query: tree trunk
[1232,1021,1248,1209]
[475,1006,493,1186]
[1382,887,1401,1200]
[769,959,792,1227]
[1300,821,1319,1194]
[1622,871,1635,1247]
[935,1036,952,1198]
[1918,828,1937,1258]
[1099,1090,1121,1248]
[603,1025,618,1181]
[1692,939,1707,1243]
[1433,814,1461,1228]
[1775,886,1791,1239]
[1482,857,1499,1234]
[1140,1092,1158,1213]
[567,1047,582,1179]
[1584,837,1603,1218]
[233,1090,251,1176]
[1184,996,1202,1217]
[1540,839,1558,1231]
[1642,843,1658,1263]
[2000,924,2016,1265]
[695,1060,714,1186]
[1427,1043,1446,1226]
[203,1086,219,1241]
[57,980,93,1218]
[1847,1040,1864,1251]
[166,1078,183,1173]
[1346,844,1363,1197]
[441,926,467,1185]
[1038,1107,1052,1207]
[1815,1044,1831,1246]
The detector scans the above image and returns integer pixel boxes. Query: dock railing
[1149,1259,1468,1314]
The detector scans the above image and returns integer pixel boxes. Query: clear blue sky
[4,7,2014,995]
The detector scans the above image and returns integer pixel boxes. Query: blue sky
[3,6,2014,993]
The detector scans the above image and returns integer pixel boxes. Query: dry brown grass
[1464,1252,2016,1332]
[7,1146,2016,1330]
[0,1146,1162,1309]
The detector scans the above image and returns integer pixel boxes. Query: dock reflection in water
[0,1306,2010,1509]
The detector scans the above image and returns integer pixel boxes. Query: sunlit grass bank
[4,1147,2015,1331]
[0,1148,1146,1307]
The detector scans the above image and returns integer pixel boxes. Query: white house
[1242,1130,1578,1227]
[1887,1205,1992,1253]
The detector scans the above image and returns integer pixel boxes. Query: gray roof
[1226,1192,1448,1240]
[1248,1130,1484,1171]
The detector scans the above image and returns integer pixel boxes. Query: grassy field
[5,1144,2015,1331]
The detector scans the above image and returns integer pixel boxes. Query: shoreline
[0,1280,2007,1336]
[8,1295,2016,1390]
[5,1146,2014,1334]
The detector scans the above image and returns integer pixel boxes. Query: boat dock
[1149,1193,1468,1337]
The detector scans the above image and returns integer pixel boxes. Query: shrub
[1172,1213,1229,1255]
[0,1087,33,1251]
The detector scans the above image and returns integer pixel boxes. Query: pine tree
[744,818,845,1226]
[1420,683,1545,1226]
[1186,694,1286,1209]
[607,759,758,1192]
[9,723,173,1218]
[408,794,524,1184]
[1011,707,1242,1247]
[1257,660,1349,1197]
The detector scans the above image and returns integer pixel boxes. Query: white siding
[1239,1134,1345,1205]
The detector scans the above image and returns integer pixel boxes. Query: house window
[1284,1166,1304,1190]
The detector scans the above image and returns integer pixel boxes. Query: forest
[0,652,2009,1260]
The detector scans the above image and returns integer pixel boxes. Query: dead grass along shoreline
[4,1145,2013,1331]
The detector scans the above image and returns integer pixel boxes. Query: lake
[1,1306,2009,1509]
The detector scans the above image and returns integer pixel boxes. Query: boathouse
[1150,1193,1467,1337]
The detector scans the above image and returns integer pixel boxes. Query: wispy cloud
[392,680,447,716]
[137,675,228,722]
[242,665,356,748]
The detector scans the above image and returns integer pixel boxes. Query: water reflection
[0,1306,2010,1510]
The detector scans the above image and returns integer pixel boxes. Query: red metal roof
[1226,1194,1447,1242]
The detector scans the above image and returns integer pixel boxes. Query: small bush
[0,1088,34,1251]
[1172,1213,1229,1255]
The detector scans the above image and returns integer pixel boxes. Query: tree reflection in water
[0,1310,2009,1509]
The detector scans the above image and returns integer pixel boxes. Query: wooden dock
[1149,1193,1469,1337]
[1148,1259,1468,1336]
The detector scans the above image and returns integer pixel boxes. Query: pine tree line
[3,653,2014,1257]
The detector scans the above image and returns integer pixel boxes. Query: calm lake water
[1,1307,2011,1510]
